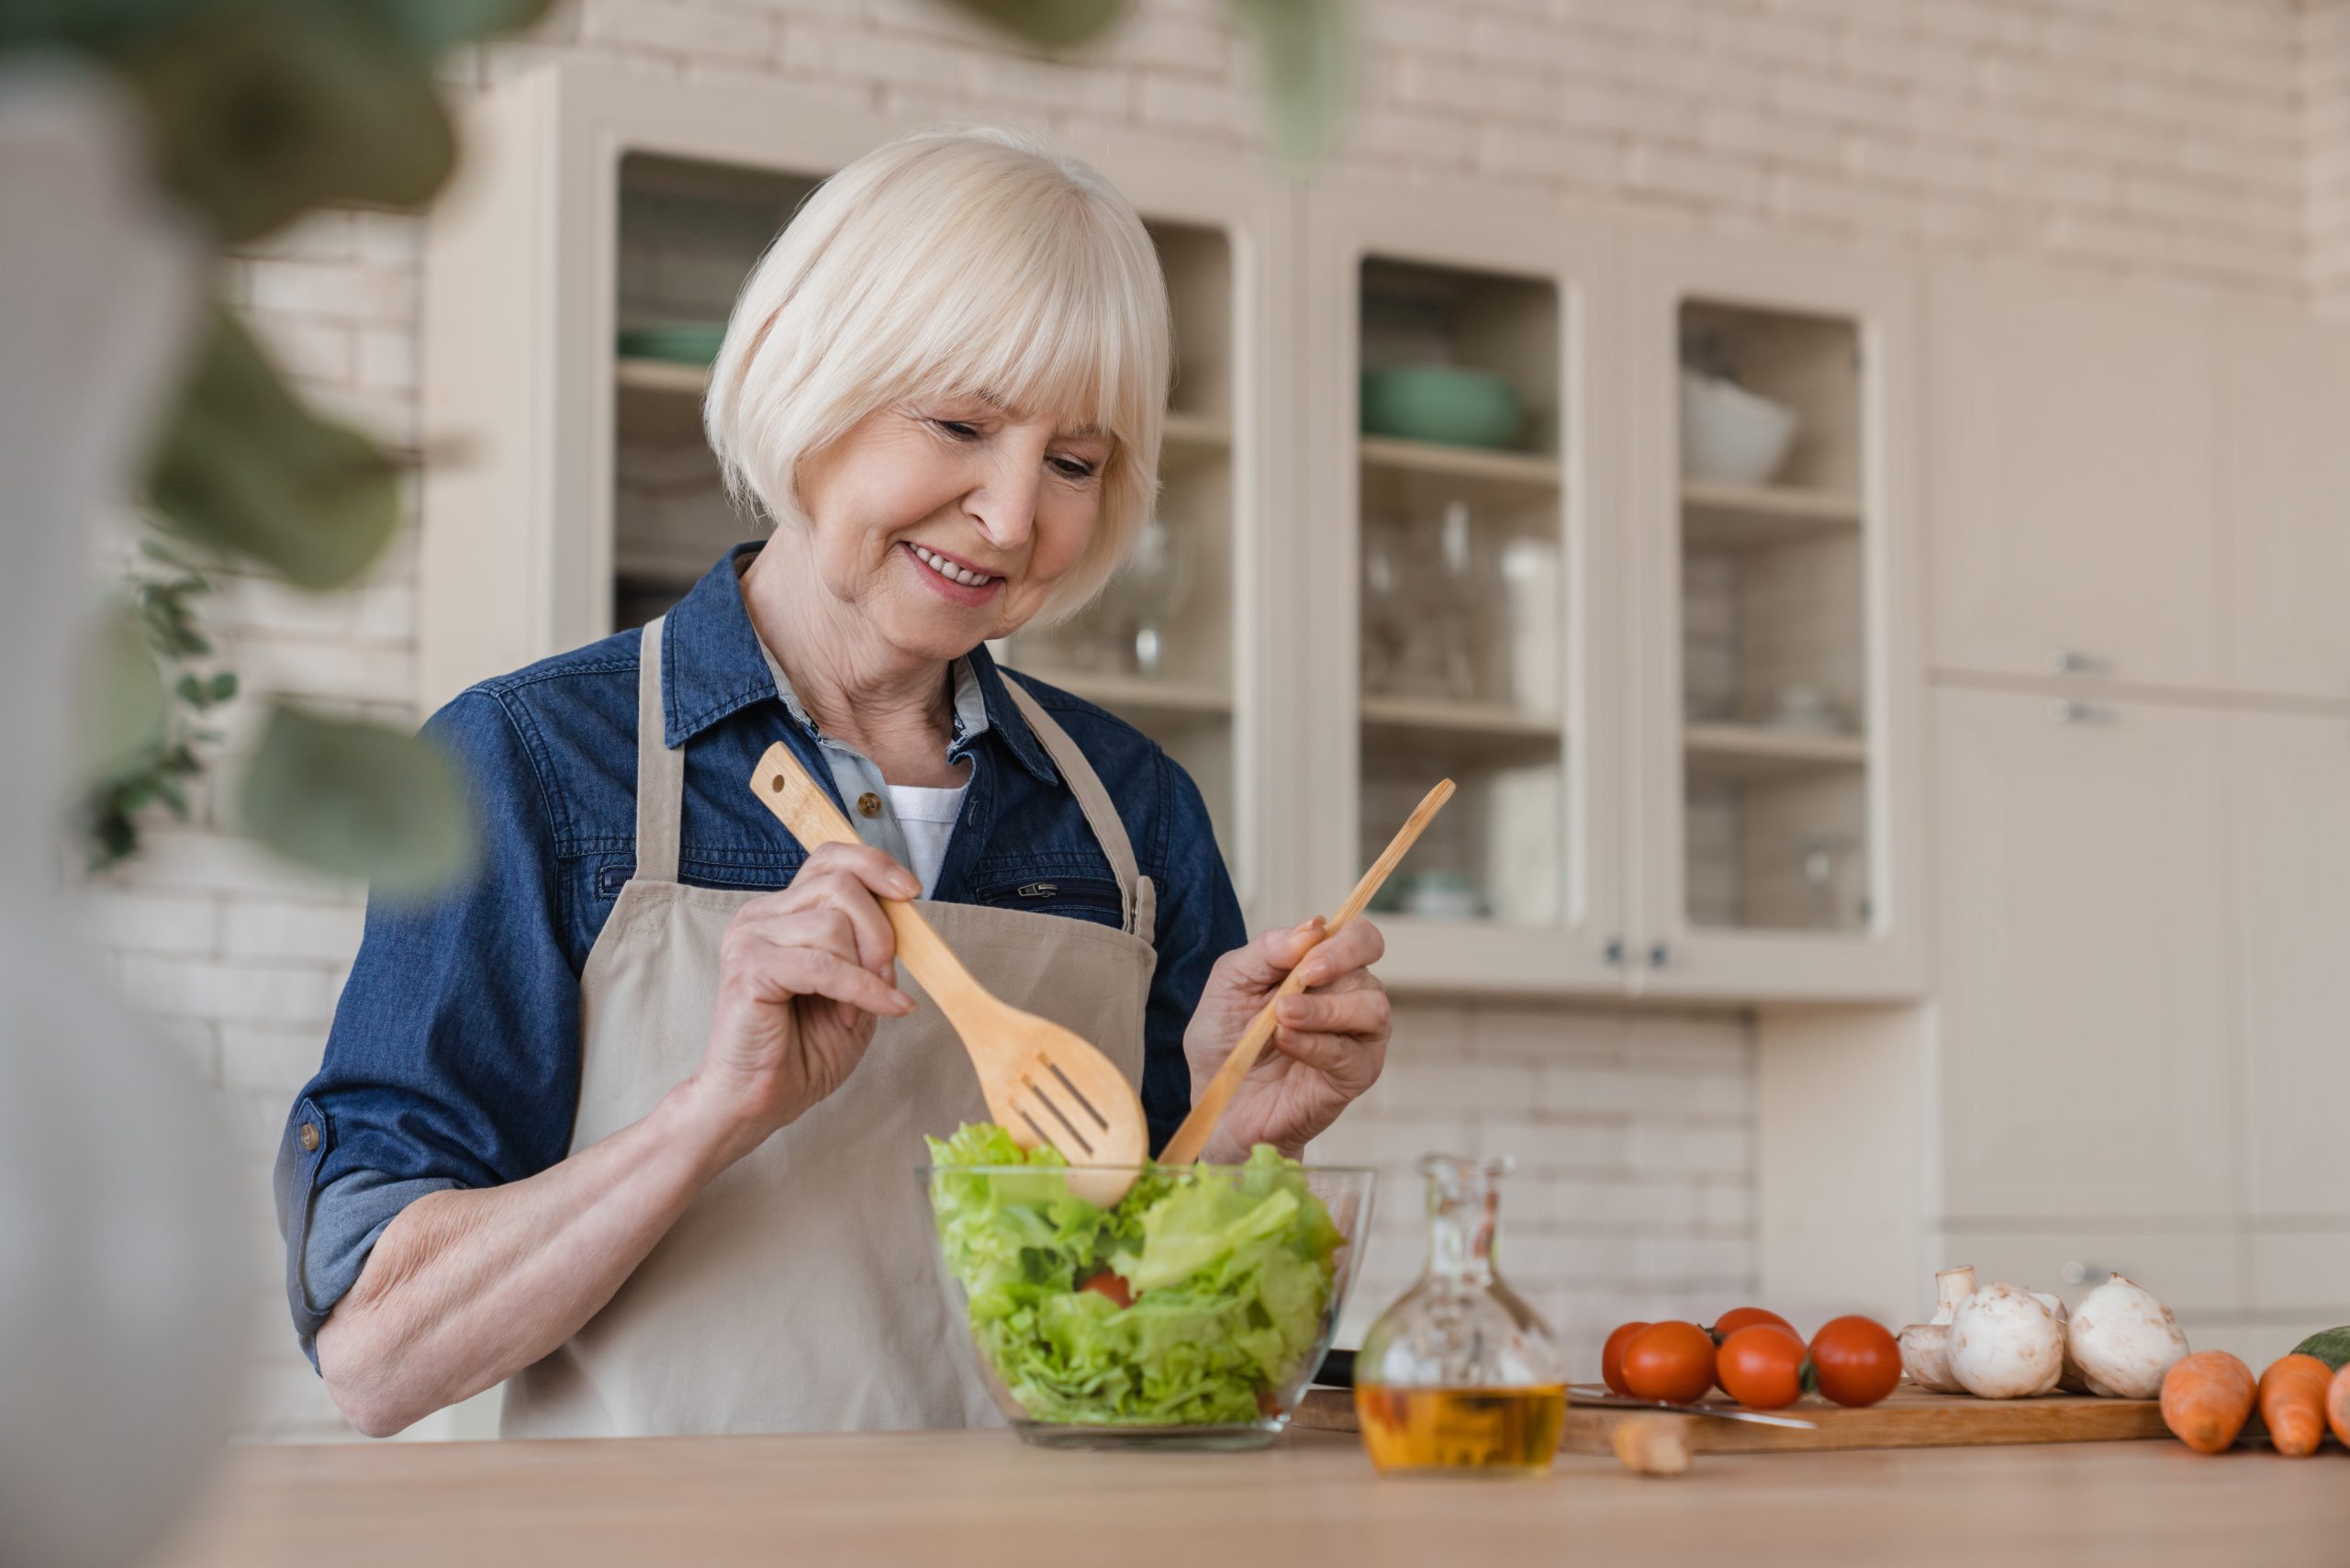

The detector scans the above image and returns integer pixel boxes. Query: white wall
[75,0,2337,1440]
[2312,0,2350,313]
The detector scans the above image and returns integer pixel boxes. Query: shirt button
[856,791,883,819]
[297,1123,320,1153]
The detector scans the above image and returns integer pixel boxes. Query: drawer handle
[2052,700,2110,726]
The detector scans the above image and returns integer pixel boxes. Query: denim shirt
[274,543,1245,1366]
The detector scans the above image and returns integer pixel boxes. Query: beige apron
[502,617,1156,1438]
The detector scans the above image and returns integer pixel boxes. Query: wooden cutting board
[1291,1384,2171,1454]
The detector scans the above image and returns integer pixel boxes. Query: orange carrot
[2258,1353,2333,1457]
[2329,1363,2350,1450]
[2160,1350,2256,1454]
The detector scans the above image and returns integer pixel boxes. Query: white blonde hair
[704,126,1170,623]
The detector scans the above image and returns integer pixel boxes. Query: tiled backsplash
[1310,1002,1755,1377]
[78,0,2340,1439]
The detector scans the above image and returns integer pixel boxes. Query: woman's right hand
[690,842,919,1156]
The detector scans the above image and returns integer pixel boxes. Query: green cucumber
[2288,1327,2350,1372]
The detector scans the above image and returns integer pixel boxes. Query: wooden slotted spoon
[749,743,1148,1205]
[1157,778,1456,1167]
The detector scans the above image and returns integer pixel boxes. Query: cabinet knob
[2050,649,2098,675]
[1603,937,1626,967]
[1647,941,1673,969]
[2051,700,2109,726]
[2059,1260,2117,1287]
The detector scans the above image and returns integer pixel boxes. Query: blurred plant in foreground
[11,0,1349,890]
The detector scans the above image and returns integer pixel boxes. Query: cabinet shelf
[1360,436,1561,510]
[617,355,711,442]
[1682,480,1862,551]
[1684,722,1866,780]
[1361,697,1562,766]
[1019,671,1231,723]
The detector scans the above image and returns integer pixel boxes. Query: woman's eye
[1050,457,1095,479]
[934,420,982,440]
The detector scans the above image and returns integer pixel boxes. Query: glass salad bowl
[919,1133,1375,1451]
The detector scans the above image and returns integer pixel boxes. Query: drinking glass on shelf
[1094,516,1191,677]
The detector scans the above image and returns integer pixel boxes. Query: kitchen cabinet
[425,61,1931,1002]
[2232,710,2350,1219]
[2221,313,2350,704]
[1300,176,1624,994]
[1620,230,1926,1000]
[1925,268,2225,689]
[1931,688,2236,1222]
[420,61,1297,914]
[1299,198,1927,1000]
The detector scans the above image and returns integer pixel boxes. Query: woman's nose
[960,434,1046,550]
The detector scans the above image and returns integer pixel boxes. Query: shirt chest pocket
[971,875,1125,930]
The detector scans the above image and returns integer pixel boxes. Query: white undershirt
[885,783,968,898]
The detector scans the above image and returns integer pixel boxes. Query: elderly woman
[275,128,1391,1439]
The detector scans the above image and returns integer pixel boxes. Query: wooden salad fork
[749,743,1148,1204]
[1156,778,1456,1168]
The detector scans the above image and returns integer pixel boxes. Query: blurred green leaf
[937,0,1126,50]
[113,0,454,242]
[1226,0,1354,169]
[148,307,402,591]
[84,599,171,778]
[239,702,476,894]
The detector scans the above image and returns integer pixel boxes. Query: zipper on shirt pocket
[976,876,1125,926]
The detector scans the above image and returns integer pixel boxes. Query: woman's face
[792,395,1115,665]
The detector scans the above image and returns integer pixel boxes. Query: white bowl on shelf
[1679,369,1798,485]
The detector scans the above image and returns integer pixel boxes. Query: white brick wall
[1310,1002,1754,1377]
[2314,0,2350,314]
[77,0,2339,1441]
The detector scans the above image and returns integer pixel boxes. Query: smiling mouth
[906,542,1002,590]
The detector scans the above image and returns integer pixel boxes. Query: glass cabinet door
[1307,185,1621,991]
[1000,218,1243,886]
[610,151,821,629]
[603,154,1259,894]
[1354,258,1566,928]
[1629,236,1925,1000]
[1674,300,1870,935]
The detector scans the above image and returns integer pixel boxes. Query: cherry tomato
[1601,1321,1651,1398]
[1620,1321,1717,1406]
[1808,1315,1901,1407]
[1708,1306,1796,1344]
[1080,1270,1134,1308]
[1715,1324,1807,1409]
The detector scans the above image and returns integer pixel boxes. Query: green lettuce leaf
[924,1126,1342,1426]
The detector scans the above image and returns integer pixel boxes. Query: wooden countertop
[154,1428,2350,1568]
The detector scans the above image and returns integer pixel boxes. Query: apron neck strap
[999,677,1155,944]
[634,615,685,883]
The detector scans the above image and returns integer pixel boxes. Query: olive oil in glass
[1353,1155,1566,1474]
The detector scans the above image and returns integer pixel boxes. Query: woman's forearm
[315,1076,759,1437]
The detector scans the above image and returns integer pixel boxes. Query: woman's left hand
[1182,917,1390,1161]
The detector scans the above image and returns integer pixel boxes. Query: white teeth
[911,543,992,589]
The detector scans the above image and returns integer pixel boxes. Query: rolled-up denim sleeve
[274,688,581,1369]
[1138,748,1248,1153]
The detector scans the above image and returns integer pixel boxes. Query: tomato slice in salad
[1080,1270,1135,1308]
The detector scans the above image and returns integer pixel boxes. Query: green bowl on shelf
[1360,364,1523,450]
[617,321,727,366]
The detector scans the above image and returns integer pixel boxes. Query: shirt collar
[659,543,1059,785]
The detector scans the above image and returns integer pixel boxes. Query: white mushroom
[1948,1282,2065,1399]
[1899,1265,1977,1394]
[2065,1273,2190,1399]
[1931,1265,1976,1326]
[1899,1323,1960,1393]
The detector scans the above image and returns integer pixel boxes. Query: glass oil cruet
[1353,1155,1567,1474]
